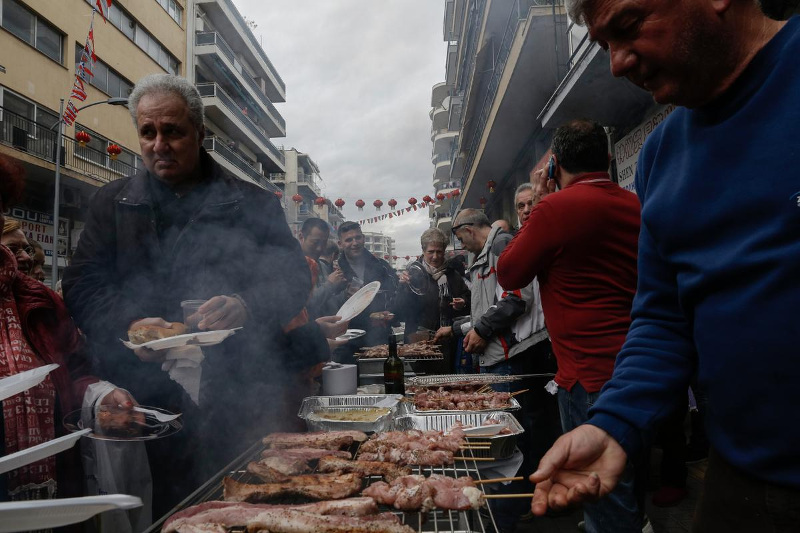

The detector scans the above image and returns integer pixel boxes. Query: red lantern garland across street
[479,197,488,207]
[436,192,445,201]
[487,180,496,193]
[404,255,410,260]
[314,197,326,210]
[275,190,283,200]
[335,198,345,209]
[356,199,365,211]
[374,199,383,211]
[75,130,90,147]
[384,255,390,260]
[392,256,398,260]
[452,189,461,197]
[388,198,397,210]
[292,194,303,204]
[106,143,122,160]
[408,197,417,206]
[423,194,433,203]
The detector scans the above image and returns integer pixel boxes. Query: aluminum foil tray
[407,396,521,415]
[297,395,403,433]
[406,374,519,388]
[393,412,523,459]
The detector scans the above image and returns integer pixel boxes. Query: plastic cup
[181,299,207,332]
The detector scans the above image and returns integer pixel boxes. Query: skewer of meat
[357,448,454,466]
[317,456,412,482]
[246,508,415,533]
[162,498,380,532]
[223,473,363,503]
[261,448,352,460]
[362,474,484,512]
[262,431,367,450]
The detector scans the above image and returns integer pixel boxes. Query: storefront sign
[614,104,676,194]
[4,208,70,262]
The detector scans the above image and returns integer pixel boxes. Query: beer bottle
[384,334,405,395]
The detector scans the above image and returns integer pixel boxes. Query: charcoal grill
[145,438,499,533]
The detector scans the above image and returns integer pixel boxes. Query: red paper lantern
[479,197,488,207]
[292,194,303,204]
[388,198,397,210]
[75,130,90,147]
[408,197,417,206]
[335,198,345,208]
[436,192,445,201]
[452,189,461,197]
[106,143,122,160]
[275,190,283,200]
[423,195,433,203]
[314,197,326,211]
[404,255,410,260]
[356,199,365,211]
[373,199,383,211]
[392,256,398,260]
[487,180,496,193]
[384,255,390,260]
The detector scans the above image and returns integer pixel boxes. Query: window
[1,0,63,63]
[74,45,134,99]
[157,0,182,26]
[1,89,59,141]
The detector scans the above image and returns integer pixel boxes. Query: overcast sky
[232,0,447,261]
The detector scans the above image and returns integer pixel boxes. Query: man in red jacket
[497,120,641,532]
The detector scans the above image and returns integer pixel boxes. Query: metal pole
[51,99,64,290]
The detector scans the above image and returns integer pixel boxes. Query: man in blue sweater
[529,1,800,530]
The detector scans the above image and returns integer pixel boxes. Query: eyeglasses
[5,244,35,259]
[451,223,474,236]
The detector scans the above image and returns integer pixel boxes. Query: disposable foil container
[297,395,403,433]
[393,411,523,460]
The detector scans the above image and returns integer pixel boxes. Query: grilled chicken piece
[317,456,411,483]
[261,448,352,461]
[162,498,380,532]
[262,431,367,449]
[223,473,363,503]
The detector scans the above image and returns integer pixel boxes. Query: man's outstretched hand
[529,424,627,515]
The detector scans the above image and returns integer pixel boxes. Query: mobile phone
[547,156,555,180]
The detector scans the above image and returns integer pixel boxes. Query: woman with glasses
[395,228,470,372]
[0,154,137,505]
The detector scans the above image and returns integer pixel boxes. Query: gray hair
[454,208,490,228]
[420,228,448,251]
[566,0,591,25]
[128,74,204,131]
[514,182,533,201]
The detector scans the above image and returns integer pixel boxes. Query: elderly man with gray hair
[64,74,325,518]
[446,208,558,533]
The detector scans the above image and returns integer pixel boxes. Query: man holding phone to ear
[497,120,642,532]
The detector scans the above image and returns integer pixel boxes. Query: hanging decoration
[374,199,383,211]
[452,189,461,197]
[436,192,445,202]
[384,255,390,260]
[64,7,104,126]
[314,197,326,211]
[408,197,417,206]
[275,190,283,200]
[292,194,303,204]
[335,198,345,209]
[75,131,90,147]
[423,194,433,204]
[106,143,122,160]
[404,255,411,260]
[479,197,488,207]
[487,180,496,193]
[355,199,365,211]
[388,199,397,210]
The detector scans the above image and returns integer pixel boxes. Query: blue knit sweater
[589,17,800,487]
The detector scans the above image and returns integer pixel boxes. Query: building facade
[0,0,187,283]
[363,230,396,269]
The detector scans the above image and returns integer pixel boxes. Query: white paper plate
[335,329,367,342]
[0,364,60,403]
[63,406,183,442]
[0,494,142,532]
[336,281,381,323]
[120,328,241,351]
[0,429,91,475]
[461,424,506,437]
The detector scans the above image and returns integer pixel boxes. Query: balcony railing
[195,31,285,132]
[203,136,278,192]
[297,171,321,195]
[0,106,135,184]
[211,0,286,94]
[435,180,460,192]
[196,82,285,165]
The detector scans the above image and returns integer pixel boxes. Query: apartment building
[0,0,186,282]
[271,148,343,237]
[363,231,396,269]
[186,0,285,193]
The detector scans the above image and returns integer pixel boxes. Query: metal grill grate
[145,440,499,533]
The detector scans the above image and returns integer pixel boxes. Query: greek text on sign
[614,104,675,194]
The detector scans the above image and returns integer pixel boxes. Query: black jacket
[63,151,322,466]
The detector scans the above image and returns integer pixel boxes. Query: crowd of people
[0,1,798,532]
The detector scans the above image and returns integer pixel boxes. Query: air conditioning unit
[61,186,81,209]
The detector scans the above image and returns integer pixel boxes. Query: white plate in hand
[120,328,241,351]
[460,424,506,437]
[335,329,367,342]
[0,429,91,475]
[0,364,60,402]
[336,281,381,323]
[0,494,142,532]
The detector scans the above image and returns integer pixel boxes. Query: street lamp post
[51,97,128,290]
